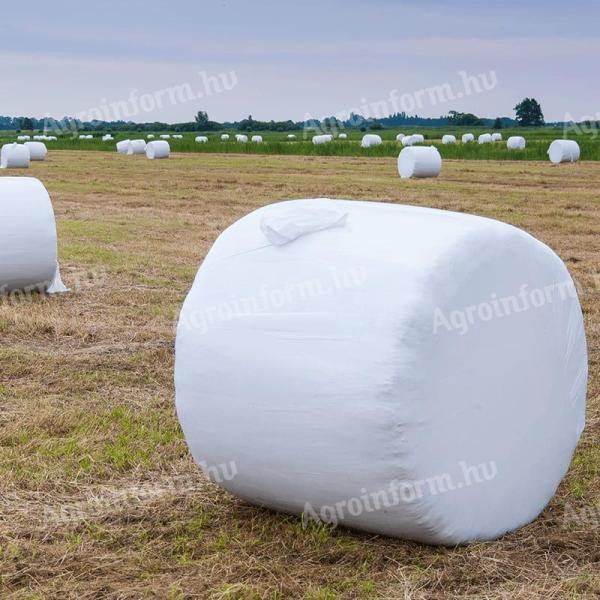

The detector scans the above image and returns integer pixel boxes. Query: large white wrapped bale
[507,136,526,150]
[251,135,263,143]
[116,140,130,154]
[24,141,47,161]
[361,134,382,148]
[548,140,580,164]
[195,136,208,143]
[175,198,587,545]
[462,133,475,143]
[412,134,425,143]
[172,134,183,139]
[398,146,442,179]
[312,134,333,145]
[146,140,170,159]
[287,134,296,139]
[235,134,248,143]
[442,135,456,145]
[401,135,415,147]
[160,134,171,139]
[396,133,405,141]
[1,143,30,169]
[338,133,348,139]
[102,134,114,142]
[0,177,67,294]
[478,133,492,144]
[147,134,155,139]
[127,139,147,155]
[17,135,31,141]
[491,132,503,142]
[221,134,230,141]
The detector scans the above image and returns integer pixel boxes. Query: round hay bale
[361,134,382,148]
[146,140,170,159]
[398,146,442,179]
[1,143,30,169]
[175,197,587,545]
[507,136,526,150]
[24,141,47,161]
[548,140,580,164]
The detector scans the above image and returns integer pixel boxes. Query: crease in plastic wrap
[175,198,587,545]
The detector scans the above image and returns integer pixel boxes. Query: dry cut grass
[0,151,599,599]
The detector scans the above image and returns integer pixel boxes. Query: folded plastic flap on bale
[260,207,348,246]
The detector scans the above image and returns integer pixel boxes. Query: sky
[1,0,599,123]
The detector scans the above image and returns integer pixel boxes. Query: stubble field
[0,150,599,599]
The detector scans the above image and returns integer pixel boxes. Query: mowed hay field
[1,151,599,599]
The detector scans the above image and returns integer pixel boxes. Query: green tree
[194,111,209,130]
[492,117,503,129]
[20,117,34,130]
[447,111,483,126]
[514,98,544,127]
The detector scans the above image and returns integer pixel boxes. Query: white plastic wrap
[491,133,502,142]
[478,133,492,144]
[0,177,67,294]
[102,134,114,142]
[312,134,333,145]
[147,134,155,139]
[24,141,47,161]
[252,135,263,143]
[401,135,415,147]
[160,134,171,139]
[236,134,248,143]
[287,134,296,139]
[361,134,382,148]
[1,143,30,169]
[175,197,587,545]
[172,134,183,139]
[412,134,425,143]
[127,140,147,155]
[507,136,526,150]
[461,133,474,143]
[146,140,170,159]
[398,146,442,179]
[396,133,405,141]
[17,135,31,141]
[442,135,456,145]
[116,140,130,154]
[338,133,348,139]
[548,140,580,164]
[221,134,230,141]
[195,136,208,143]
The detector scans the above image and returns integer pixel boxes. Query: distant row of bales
[2,132,581,170]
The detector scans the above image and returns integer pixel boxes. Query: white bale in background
[396,133,405,141]
[33,135,44,140]
[287,134,296,139]
[412,134,425,143]
[361,134,382,148]
[195,136,208,143]
[24,141,47,161]
[507,136,526,150]
[160,134,171,139]
[146,140,170,160]
[442,135,456,145]
[102,134,114,142]
[221,134,230,141]
[127,139,147,155]
[338,133,348,139]
[1,143,30,169]
[17,135,31,141]
[0,177,67,294]
[173,134,183,139]
[478,133,492,144]
[312,134,333,145]
[147,134,155,139]
[252,135,263,143]
[548,140,580,164]
[236,134,248,143]
[175,197,587,545]
[46,136,57,141]
[398,146,442,179]
[462,133,475,143]
[401,135,415,147]
[116,140,131,154]
[491,133,503,142]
